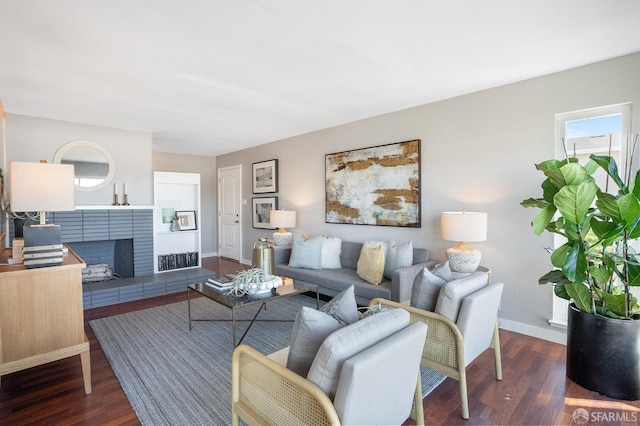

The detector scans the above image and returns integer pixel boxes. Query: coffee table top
[188,278,318,310]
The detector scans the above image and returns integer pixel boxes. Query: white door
[218,165,242,260]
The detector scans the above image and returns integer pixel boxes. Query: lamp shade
[440,211,487,242]
[10,161,76,214]
[270,209,296,229]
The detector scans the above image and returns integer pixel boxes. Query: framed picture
[175,210,197,231]
[252,159,278,193]
[325,139,421,227]
[252,197,278,229]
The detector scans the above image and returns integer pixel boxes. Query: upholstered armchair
[231,308,427,426]
[370,270,504,420]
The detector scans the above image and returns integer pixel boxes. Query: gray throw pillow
[383,240,413,279]
[410,266,447,311]
[286,307,342,377]
[289,234,323,269]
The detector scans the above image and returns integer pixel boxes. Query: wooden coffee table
[187,279,319,346]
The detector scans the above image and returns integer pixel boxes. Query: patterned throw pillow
[319,285,358,325]
[356,241,386,285]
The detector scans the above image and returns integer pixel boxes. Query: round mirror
[53,141,115,191]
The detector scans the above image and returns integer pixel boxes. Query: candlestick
[123,194,130,206]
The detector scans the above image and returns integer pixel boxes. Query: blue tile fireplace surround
[9,208,213,309]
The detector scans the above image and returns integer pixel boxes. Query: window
[551,103,632,327]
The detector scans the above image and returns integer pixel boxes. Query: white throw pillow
[288,234,323,269]
[321,236,342,269]
[383,240,413,279]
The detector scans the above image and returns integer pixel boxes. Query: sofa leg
[492,322,503,381]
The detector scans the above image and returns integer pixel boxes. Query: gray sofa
[274,241,432,305]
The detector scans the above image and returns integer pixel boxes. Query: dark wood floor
[1,257,638,425]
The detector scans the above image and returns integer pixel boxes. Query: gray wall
[4,113,153,206]
[152,152,217,256]
[216,52,640,342]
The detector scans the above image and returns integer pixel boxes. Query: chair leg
[412,372,425,425]
[492,322,503,381]
[459,368,470,420]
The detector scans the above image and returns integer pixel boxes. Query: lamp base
[272,231,293,246]
[446,243,481,273]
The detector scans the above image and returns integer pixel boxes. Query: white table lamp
[10,161,76,225]
[441,211,487,273]
[270,209,296,246]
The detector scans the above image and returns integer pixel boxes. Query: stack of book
[205,274,236,293]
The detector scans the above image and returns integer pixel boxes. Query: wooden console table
[0,246,91,394]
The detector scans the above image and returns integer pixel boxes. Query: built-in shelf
[153,171,202,273]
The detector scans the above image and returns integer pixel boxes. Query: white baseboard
[202,252,216,258]
[499,318,566,345]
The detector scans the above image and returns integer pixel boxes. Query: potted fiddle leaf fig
[521,152,640,400]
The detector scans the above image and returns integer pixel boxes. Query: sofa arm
[390,261,436,302]
[232,344,339,426]
[274,247,292,265]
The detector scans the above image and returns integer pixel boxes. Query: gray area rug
[90,295,446,425]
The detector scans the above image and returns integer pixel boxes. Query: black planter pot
[566,303,640,400]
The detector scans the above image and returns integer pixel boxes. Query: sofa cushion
[321,236,342,269]
[319,285,358,325]
[410,266,447,311]
[288,234,323,269]
[356,241,385,285]
[435,271,489,321]
[286,307,342,377]
[306,308,410,399]
[383,240,413,279]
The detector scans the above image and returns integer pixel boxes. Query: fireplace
[9,208,154,278]
[67,239,134,281]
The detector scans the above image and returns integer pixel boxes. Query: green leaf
[565,283,592,313]
[521,197,549,209]
[632,169,640,198]
[538,270,571,285]
[627,262,640,286]
[554,181,598,224]
[541,178,559,204]
[599,291,627,317]
[596,191,622,221]
[550,244,571,268]
[563,243,588,283]
[532,205,557,236]
[617,192,640,229]
[588,264,612,286]
[554,284,571,300]
[589,217,619,241]
[590,154,626,192]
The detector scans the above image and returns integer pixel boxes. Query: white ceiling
[1,0,639,157]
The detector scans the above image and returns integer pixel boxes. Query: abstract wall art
[325,139,421,227]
